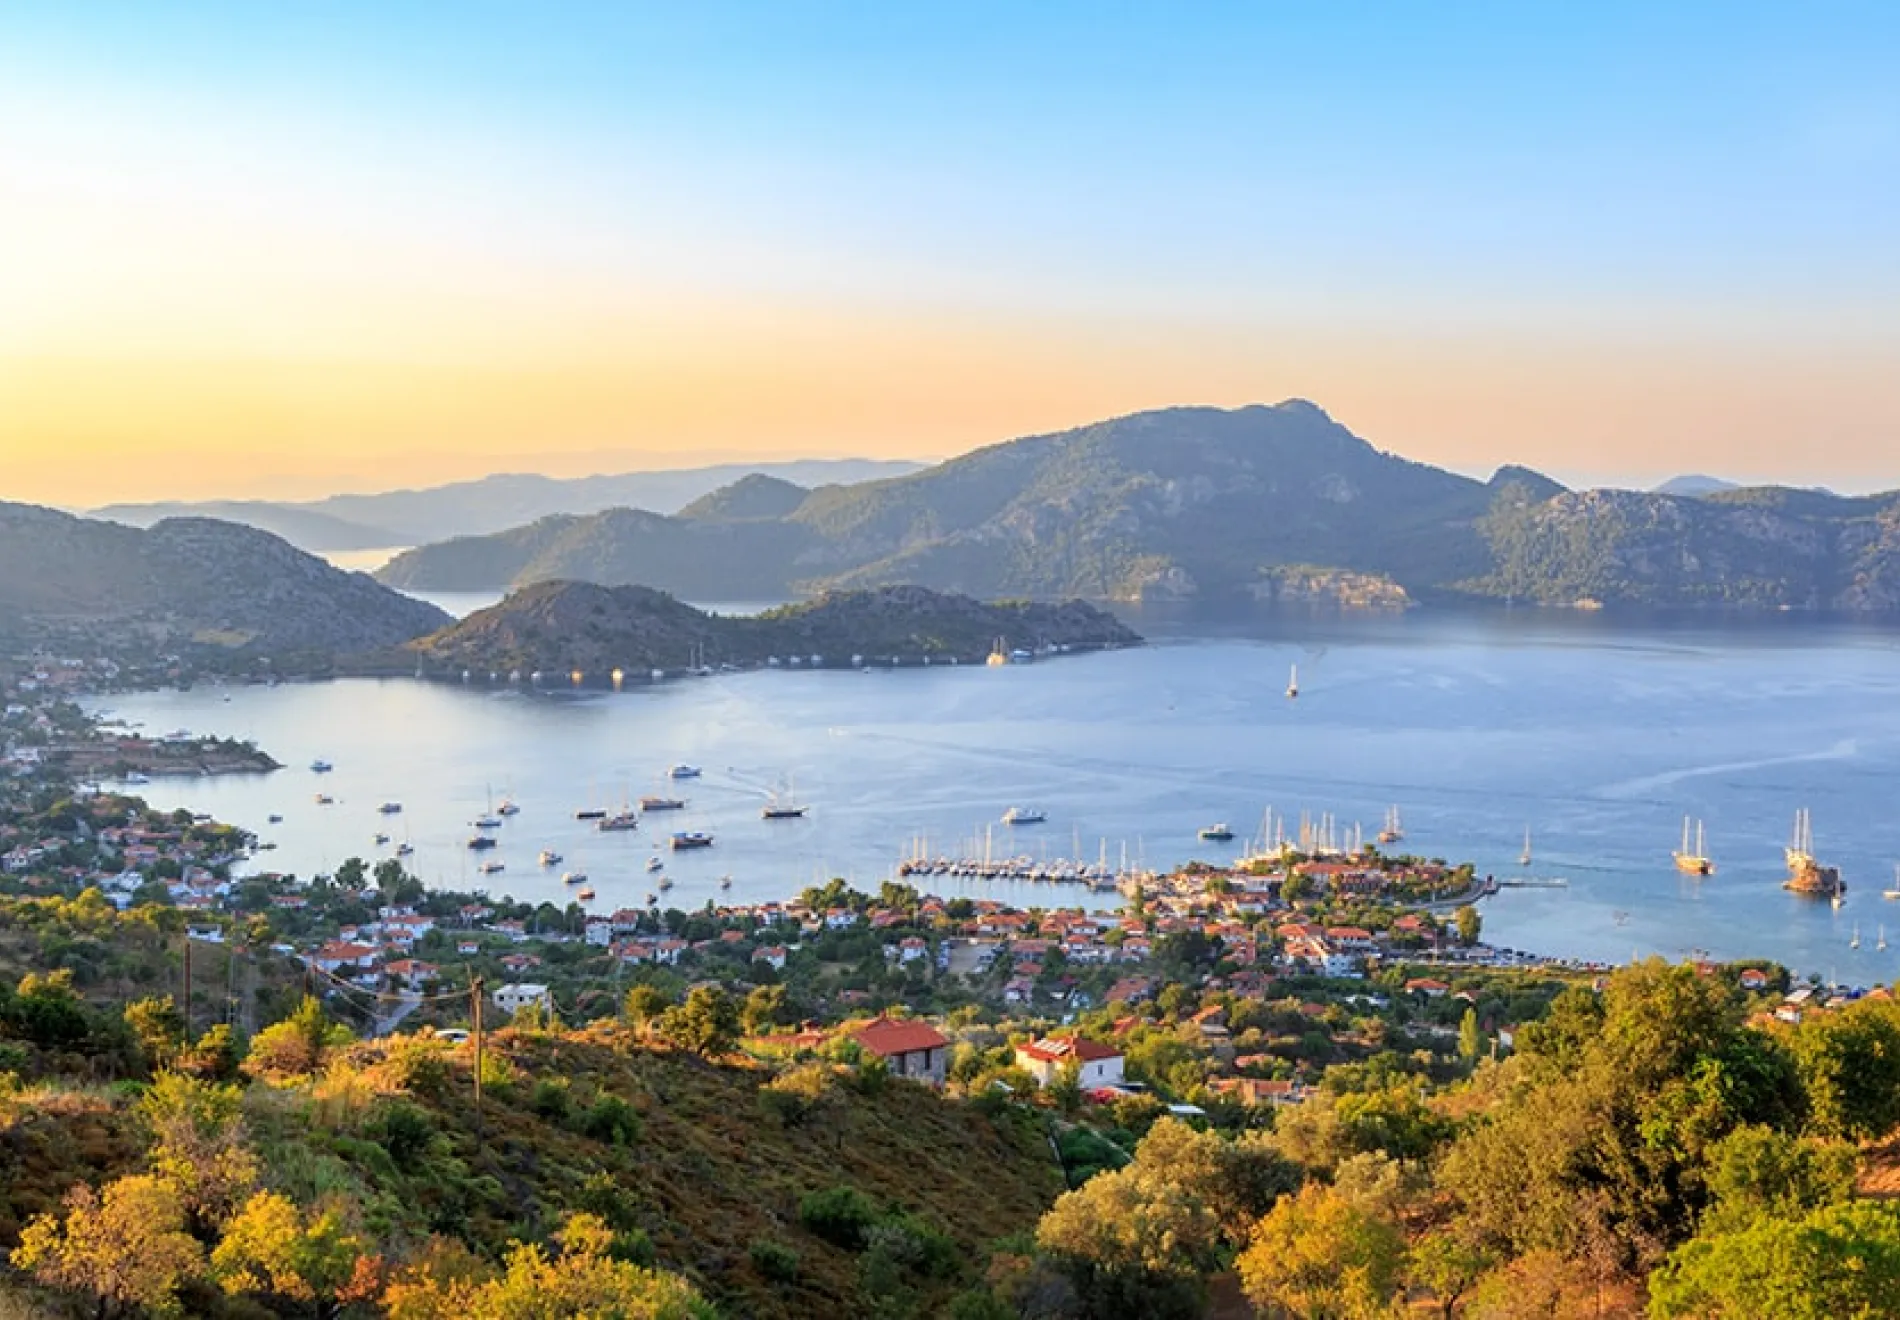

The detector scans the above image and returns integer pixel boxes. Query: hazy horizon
[4,4,1897,506]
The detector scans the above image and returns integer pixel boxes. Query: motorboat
[314,794,334,805]
[1002,807,1046,826]
[576,886,596,901]
[640,796,685,812]
[310,760,333,773]
[478,860,505,874]
[646,856,664,873]
[562,870,588,885]
[669,765,702,780]
[1198,823,1235,842]
[597,811,640,832]
[378,802,402,815]
[497,798,520,816]
[671,831,714,850]
[575,808,607,821]
[539,849,563,867]
[467,834,497,851]
[373,832,390,846]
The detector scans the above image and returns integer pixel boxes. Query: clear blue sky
[3,3,1896,500]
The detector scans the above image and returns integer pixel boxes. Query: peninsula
[407,582,1140,676]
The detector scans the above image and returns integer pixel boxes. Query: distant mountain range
[0,503,447,660]
[92,459,926,553]
[374,402,1900,612]
[1653,474,1740,498]
[410,582,1139,675]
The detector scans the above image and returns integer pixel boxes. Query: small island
[405,582,1142,677]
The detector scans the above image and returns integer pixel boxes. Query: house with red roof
[1015,1035,1125,1089]
[846,1016,950,1086]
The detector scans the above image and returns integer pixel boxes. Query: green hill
[0,503,449,660]
[407,581,1139,675]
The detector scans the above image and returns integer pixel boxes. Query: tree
[657,987,739,1057]
[1237,1182,1405,1320]
[1408,1231,1492,1319]
[211,1191,369,1315]
[11,1175,205,1318]
[125,995,186,1073]
[1047,1059,1083,1114]
[1649,1199,1900,1319]
[1454,904,1481,945]
[1458,1007,1483,1062]
[741,983,788,1036]
[382,1213,716,1319]
[1790,997,1900,1140]
[140,1072,260,1232]
[622,983,671,1029]
[246,996,350,1078]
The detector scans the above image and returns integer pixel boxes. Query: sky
[2,3,1897,505]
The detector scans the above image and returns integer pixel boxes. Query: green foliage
[1237,1181,1406,1320]
[1649,1199,1900,1319]
[10,1175,205,1318]
[1789,996,1900,1140]
[574,1093,642,1147]
[748,1236,800,1283]
[799,1185,880,1250]
[656,986,739,1057]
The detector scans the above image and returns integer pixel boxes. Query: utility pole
[471,976,485,1135]
[182,932,193,1038]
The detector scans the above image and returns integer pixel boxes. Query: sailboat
[1377,806,1404,845]
[1885,865,1900,901]
[1285,664,1299,699]
[1880,925,1889,952]
[1851,924,1862,950]
[1519,827,1533,867]
[987,637,1009,667]
[1784,808,1845,897]
[763,776,808,820]
[1673,817,1714,876]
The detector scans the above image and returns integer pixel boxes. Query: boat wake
[1597,739,1858,800]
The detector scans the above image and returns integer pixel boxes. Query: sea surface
[87,607,1900,983]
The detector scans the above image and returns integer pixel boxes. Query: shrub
[759,1063,836,1127]
[799,1185,879,1250]
[748,1238,801,1283]
[575,1094,642,1147]
[531,1077,573,1121]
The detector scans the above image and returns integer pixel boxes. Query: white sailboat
[1885,865,1900,901]
[1880,925,1889,952]
[1850,924,1861,950]
[1285,664,1299,699]
[1519,827,1533,867]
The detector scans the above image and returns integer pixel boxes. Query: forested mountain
[377,404,1900,611]
[0,503,448,657]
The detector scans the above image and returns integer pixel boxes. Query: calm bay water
[88,608,1900,983]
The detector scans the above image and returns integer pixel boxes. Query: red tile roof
[1019,1035,1122,1065]
[848,1016,949,1058]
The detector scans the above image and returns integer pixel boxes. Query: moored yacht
[539,849,563,867]
[1198,823,1235,842]
[1002,807,1046,826]
[641,795,685,812]
[671,831,714,850]
[669,764,701,780]
[597,810,639,832]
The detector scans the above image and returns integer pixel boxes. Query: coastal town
[2,655,1833,1133]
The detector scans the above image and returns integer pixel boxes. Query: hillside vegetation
[407,582,1139,674]
[0,504,448,660]
[376,402,1900,612]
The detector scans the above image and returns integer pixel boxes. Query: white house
[1015,1036,1125,1090]
[492,983,553,1016]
